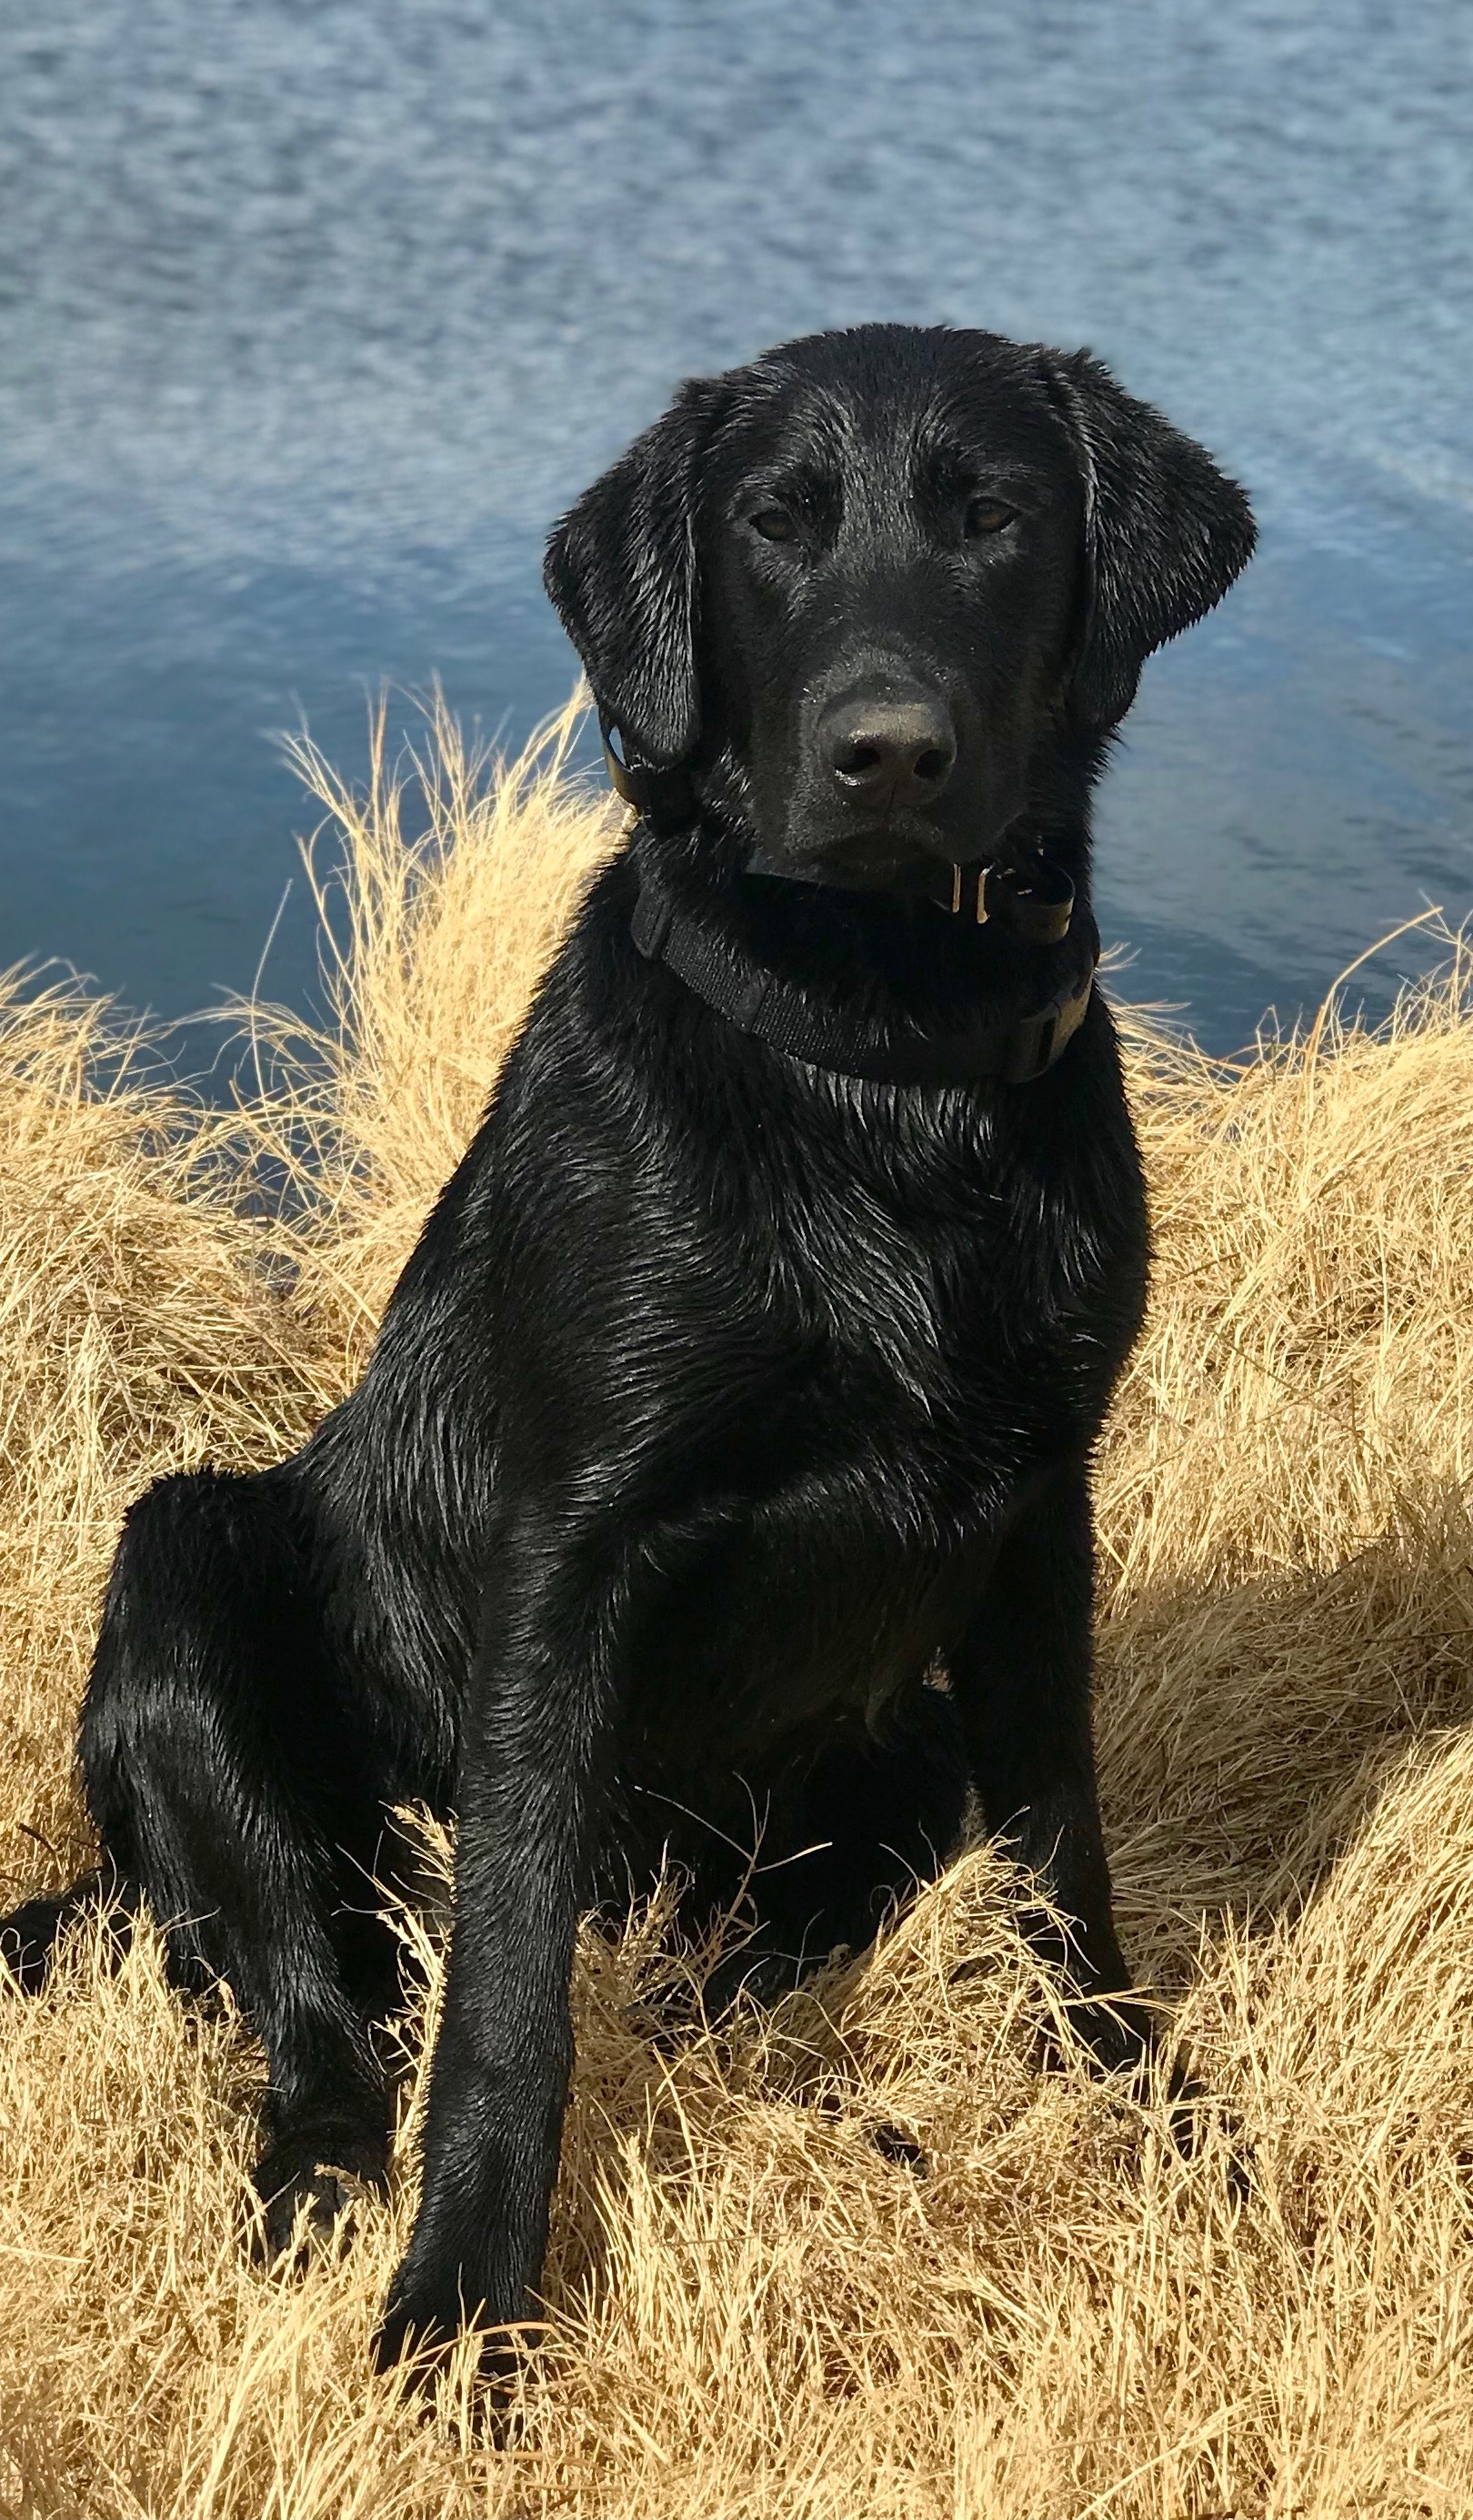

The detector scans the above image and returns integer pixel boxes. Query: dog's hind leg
[76,1468,403,2254]
[716,1680,971,1995]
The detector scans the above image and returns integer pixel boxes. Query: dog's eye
[963,497,1017,538]
[750,508,798,543]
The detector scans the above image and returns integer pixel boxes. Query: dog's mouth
[757,814,1007,895]
[807,837,927,889]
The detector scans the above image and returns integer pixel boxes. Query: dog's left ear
[1044,348,1256,734]
[544,378,723,768]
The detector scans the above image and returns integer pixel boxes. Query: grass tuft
[1,697,1471,2514]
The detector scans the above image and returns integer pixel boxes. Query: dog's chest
[777,1141,953,1399]
[759,1081,1131,1427]
[626,1097,1137,1775]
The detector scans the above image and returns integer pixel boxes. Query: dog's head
[546,325,1254,886]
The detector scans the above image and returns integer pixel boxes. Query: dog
[0,324,1253,2371]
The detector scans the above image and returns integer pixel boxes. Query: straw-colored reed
[1,700,1470,2516]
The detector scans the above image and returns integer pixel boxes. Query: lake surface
[2,0,1471,1061]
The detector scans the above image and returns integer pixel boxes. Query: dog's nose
[823,695,957,803]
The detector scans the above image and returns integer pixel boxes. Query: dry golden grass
[2,697,1472,2515]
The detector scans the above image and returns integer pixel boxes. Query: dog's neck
[625,805,1102,1089]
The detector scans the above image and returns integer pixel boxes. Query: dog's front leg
[374,1514,622,2377]
[950,1459,1154,2073]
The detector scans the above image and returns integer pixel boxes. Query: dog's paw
[868,2120,929,2175]
[373,2265,532,2409]
[372,2288,456,2378]
[1038,1987,1161,2088]
[251,2134,387,2270]
[1156,2076,1257,2200]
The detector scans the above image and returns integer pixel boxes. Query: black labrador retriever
[0,325,1253,2370]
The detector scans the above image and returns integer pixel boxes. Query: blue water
[2,0,1470,1059]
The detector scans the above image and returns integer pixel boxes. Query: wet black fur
[0,326,1253,2368]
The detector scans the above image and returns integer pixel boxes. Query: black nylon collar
[628,834,1099,1089]
[744,842,1077,943]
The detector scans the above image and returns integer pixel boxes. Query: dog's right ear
[544,379,722,769]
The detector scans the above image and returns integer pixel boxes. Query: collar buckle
[949,864,992,922]
[950,856,1074,946]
